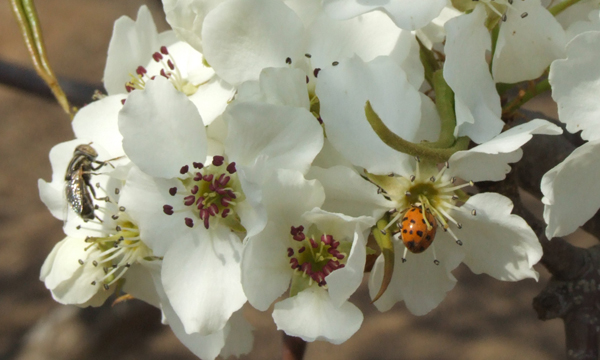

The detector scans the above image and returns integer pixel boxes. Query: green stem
[549,0,583,16]
[417,38,440,89]
[364,101,469,163]
[502,78,551,116]
[10,0,72,118]
[428,70,456,149]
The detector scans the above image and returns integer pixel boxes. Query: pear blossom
[444,1,566,143]
[315,53,559,314]
[104,5,233,124]
[241,170,372,343]
[542,30,600,239]
[117,75,323,335]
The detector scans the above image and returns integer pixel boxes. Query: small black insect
[65,144,116,221]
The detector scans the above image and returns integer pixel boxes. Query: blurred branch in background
[479,110,600,360]
[0,60,101,108]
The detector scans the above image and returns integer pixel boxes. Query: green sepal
[371,217,395,302]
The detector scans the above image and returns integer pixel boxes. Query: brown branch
[480,115,600,359]
[282,333,307,360]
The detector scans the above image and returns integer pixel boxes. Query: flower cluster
[37,0,599,358]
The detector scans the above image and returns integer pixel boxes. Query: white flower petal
[119,166,183,256]
[235,67,310,110]
[307,166,393,219]
[449,119,563,181]
[119,77,208,178]
[242,223,293,311]
[121,261,162,308]
[542,140,600,238]
[162,0,223,52]
[219,309,255,358]
[550,31,600,141]
[273,287,363,344]
[444,6,503,144]
[322,0,446,30]
[369,238,463,315]
[72,95,126,158]
[104,6,162,95]
[202,0,305,85]
[317,56,421,175]
[493,0,567,84]
[306,11,413,71]
[162,225,246,335]
[224,102,324,177]
[322,219,369,307]
[452,193,542,281]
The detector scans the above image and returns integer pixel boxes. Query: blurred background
[0,1,591,359]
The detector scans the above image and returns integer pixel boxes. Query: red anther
[321,234,333,245]
[217,173,226,184]
[184,195,195,206]
[335,253,345,260]
[153,52,163,62]
[215,187,227,196]
[221,175,231,186]
[298,246,306,253]
[121,99,126,105]
[180,165,189,174]
[185,217,194,228]
[220,197,231,207]
[322,266,331,276]
[160,69,169,78]
[331,240,340,249]
[328,248,339,256]
[309,238,318,248]
[226,190,237,199]
[203,174,214,182]
[209,183,216,192]
[136,66,147,76]
[306,76,309,84]
[226,162,236,174]
[151,76,156,80]
[209,203,219,215]
[203,216,210,229]
[160,46,169,55]
[212,156,225,166]
[222,208,230,218]
[167,59,175,70]
[169,187,178,196]
[293,233,305,241]
[317,116,323,124]
[163,205,174,215]
[290,258,299,269]
[338,264,345,269]
[199,208,207,219]
[313,68,321,77]
[191,185,199,195]
[197,197,205,207]
[194,172,202,181]
[287,248,294,257]
[290,225,304,236]
[193,162,204,169]
[301,262,312,274]
[125,85,134,93]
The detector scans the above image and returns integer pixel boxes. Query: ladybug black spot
[403,229,407,233]
[409,230,413,235]
[422,219,426,224]
[402,217,408,221]
[416,230,424,237]
[426,235,431,240]
[410,219,416,224]
[407,241,415,249]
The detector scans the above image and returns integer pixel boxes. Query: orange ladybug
[400,206,437,253]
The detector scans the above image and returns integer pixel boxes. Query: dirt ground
[0,1,591,359]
